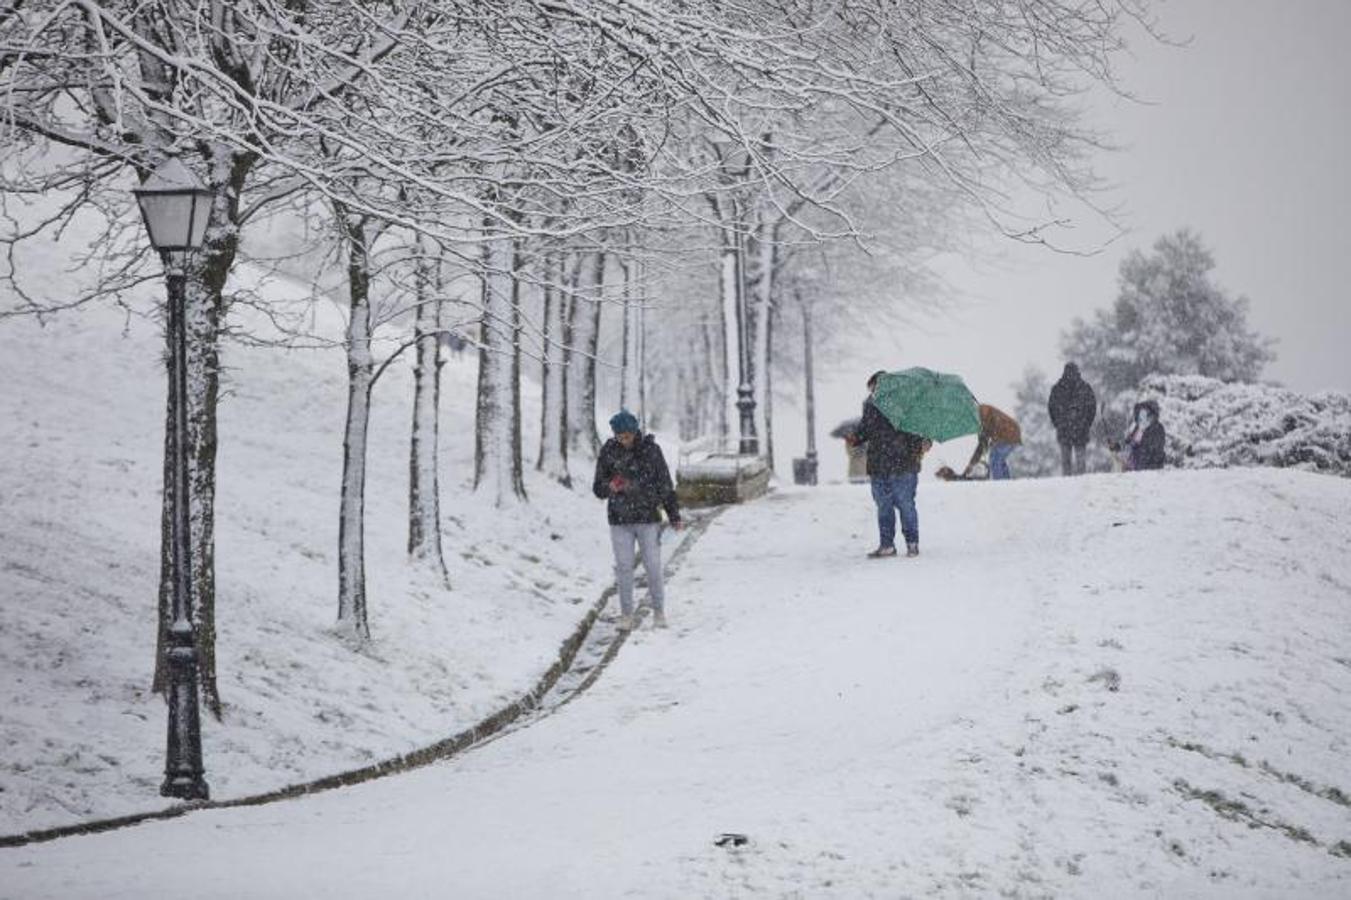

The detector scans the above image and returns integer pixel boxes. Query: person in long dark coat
[1047,363,1097,476]
[592,410,684,630]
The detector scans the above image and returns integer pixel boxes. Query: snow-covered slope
[0,261,616,835]
[3,466,1349,898]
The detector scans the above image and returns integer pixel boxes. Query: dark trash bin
[792,456,818,486]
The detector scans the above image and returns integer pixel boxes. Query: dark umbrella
[829,418,860,439]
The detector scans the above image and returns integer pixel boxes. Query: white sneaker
[652,610,668,629]
[616,613,635,631]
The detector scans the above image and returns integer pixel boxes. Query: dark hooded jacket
[852,398,927,477]
[1127,400,1167,471]
[592,433,682,526]
[1047,363,1098,445]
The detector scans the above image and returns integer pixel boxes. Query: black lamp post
[732,209,758,456]
[800,294,818,485]
[133,158,213,801]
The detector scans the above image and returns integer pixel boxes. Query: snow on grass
[3,466,1348,898]
[0,256,615,835]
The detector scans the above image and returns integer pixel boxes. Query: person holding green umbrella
[847,370,931,558]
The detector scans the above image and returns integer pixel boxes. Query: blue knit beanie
[609,409,639,434]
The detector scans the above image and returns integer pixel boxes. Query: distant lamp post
[729,201,757,457]
[133,158,212,801]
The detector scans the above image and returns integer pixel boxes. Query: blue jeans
[870,473,918,549]
[989,443,1016,480]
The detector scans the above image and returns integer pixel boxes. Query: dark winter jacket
[592,434,682,526]
[851,399,927,477]
[1047,364,1098,445]
[1127,401,1167,471]
[1129,422,1167,470]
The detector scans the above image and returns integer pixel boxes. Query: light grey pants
[610,523,664,615]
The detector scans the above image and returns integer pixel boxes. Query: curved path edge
[0,508,726,849]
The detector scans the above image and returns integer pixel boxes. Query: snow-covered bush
[1138,374,1351,477]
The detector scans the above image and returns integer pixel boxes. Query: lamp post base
[161,775,210,801]
[160,619,209,801]
[736,385,758,456]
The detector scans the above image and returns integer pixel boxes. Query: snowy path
[2,470,1349,898]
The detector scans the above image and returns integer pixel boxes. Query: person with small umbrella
[848,371,930,558]
[849,367,983,557]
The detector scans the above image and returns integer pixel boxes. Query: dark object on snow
[1047,363,1098,446]
[714,833,749,848]
[441,330,468,356]
[792,456,818,485]
[935,464,987,481]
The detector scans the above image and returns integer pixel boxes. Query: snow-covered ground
[0,263,627,836]
[3,466,1349,897]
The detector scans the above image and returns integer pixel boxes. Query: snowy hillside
[2,467,1349,898]
[0,262,621,836]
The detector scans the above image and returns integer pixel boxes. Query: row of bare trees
[1,0,1153,713]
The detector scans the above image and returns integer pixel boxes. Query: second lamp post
[133,158,213,801]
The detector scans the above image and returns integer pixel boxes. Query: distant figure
[442,330,468,357]
[1047,363,1097,476]
[592,410,684,631]
[963,403,1022,481]
[1124,400,1166,471]
[848,371,928,558]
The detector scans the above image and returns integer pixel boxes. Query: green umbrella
[872,367,981,442]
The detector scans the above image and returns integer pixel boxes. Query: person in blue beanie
[593,410,684,630]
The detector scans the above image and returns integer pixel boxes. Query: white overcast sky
[787,0,1350,476]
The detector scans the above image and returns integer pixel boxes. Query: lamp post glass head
[133,158,212,253]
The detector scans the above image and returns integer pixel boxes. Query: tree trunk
[567,250,605,455]
[408,240,449,582]
[748,217,778,461]
[619,255,632,412]
[474,228,527,504]
[152,150,252,717]
[637,256,648,423]
[336,207,373,642]
[764,299,776,470]
[537,252,571,485]
[801,292,818,462]
[510,238,527,498]
[698,312,723,439]
[583,251,604,455]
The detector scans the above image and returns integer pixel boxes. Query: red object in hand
[609,475,629,493]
